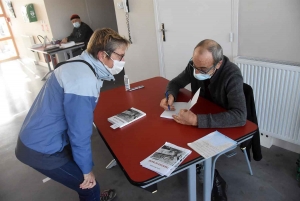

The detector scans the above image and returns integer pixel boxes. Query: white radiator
[21,35,39,62]
[234,56,300,145]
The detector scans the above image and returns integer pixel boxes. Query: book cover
[140,142,191,176]
[108,107,146,128]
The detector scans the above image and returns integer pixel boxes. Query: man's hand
[172,109,198,126]
[61,38,68,43]
[80,171,96,189]
[160,94,175,111]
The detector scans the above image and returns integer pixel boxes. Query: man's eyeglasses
[189,59,216,74]
[112,51,125,61]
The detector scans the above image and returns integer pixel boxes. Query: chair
[198,83,262,182]
[225,83,262,175]
[241,83,262,163]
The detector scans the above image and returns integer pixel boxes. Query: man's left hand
[172,109,197,126]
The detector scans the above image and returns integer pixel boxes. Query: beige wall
[85,0,118,32]
[44,0,89,40]
[238,0,300,63]
[113,0,160,83]
[2,0,53,62]
[44,0,118,62]
[44,0,118,40]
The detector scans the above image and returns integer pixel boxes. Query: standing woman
[15,28,130,201]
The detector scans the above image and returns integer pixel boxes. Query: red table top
[93,77,257,186]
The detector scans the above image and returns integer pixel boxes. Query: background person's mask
[73,22,81,28]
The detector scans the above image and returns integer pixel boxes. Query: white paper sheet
[160,102,189,119]
[160,87,200,119]
[187,131,237,159]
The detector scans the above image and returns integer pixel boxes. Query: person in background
[15,28,130,201]
[160,39,247,201]
[61,14,94,56]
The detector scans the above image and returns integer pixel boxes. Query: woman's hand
[80,171,96,189]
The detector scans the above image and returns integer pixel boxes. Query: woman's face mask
[103,52,125,75]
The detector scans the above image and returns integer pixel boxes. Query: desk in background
[29,42,85,80]
[93,77,257,201]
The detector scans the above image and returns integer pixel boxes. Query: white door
[154,0,238,80]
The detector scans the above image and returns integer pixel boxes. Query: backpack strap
[54,60,96,77]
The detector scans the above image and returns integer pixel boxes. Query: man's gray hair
[195,39,223,65]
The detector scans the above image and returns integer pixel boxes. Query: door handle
[161,23,166,42]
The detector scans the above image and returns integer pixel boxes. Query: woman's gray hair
[195,39,223,65]
[87,28,130,59]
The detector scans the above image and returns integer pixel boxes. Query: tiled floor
[0,59,299,201]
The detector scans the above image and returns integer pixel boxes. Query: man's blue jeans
[34,160,100,201]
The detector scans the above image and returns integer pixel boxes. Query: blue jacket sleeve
[64,93,96,174]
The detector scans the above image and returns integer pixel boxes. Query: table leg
[69,50,73,58]
[187,164,196,201]
[50,54,56,69]
[64,52,68,60]
[41,59,53,81]
[106,159,117,169]
[203,157,212,201]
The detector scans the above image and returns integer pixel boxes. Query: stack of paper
[140,142,191,176]
[188,131,237,159]
[160,87,200,119]
[60,41,75,48]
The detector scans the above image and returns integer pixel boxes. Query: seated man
[61,14,93,57]
[160,39,247,201]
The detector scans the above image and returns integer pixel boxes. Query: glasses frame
[112,51,125,61]
[189,58,216,74]
[104,51,125,61]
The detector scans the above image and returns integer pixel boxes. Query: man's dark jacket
[167,56,262,160]
[67,22,93,50]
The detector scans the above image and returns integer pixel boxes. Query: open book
[160,87,201,119]
[140,142,191,176]
[188,131,237,159]
[108,107,146,129]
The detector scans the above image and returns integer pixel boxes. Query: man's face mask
[73,22,81,28]
[193,69,211,80]
[103,52,125,75]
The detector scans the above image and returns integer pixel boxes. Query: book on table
[108,107,146,129]
[188,130,237,159]
[140,142,191,177]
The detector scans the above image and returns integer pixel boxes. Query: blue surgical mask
[73,22,81,28]
[193,69,211,80]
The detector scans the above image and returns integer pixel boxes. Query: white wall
[238,0,300,63]
[238,0,300,152]
[113,0,160,83]
[2,0,53,62]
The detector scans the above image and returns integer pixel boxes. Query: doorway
[0,1,18,62]
[153,0,239,80]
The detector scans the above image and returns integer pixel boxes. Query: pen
[165,91,170,111]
